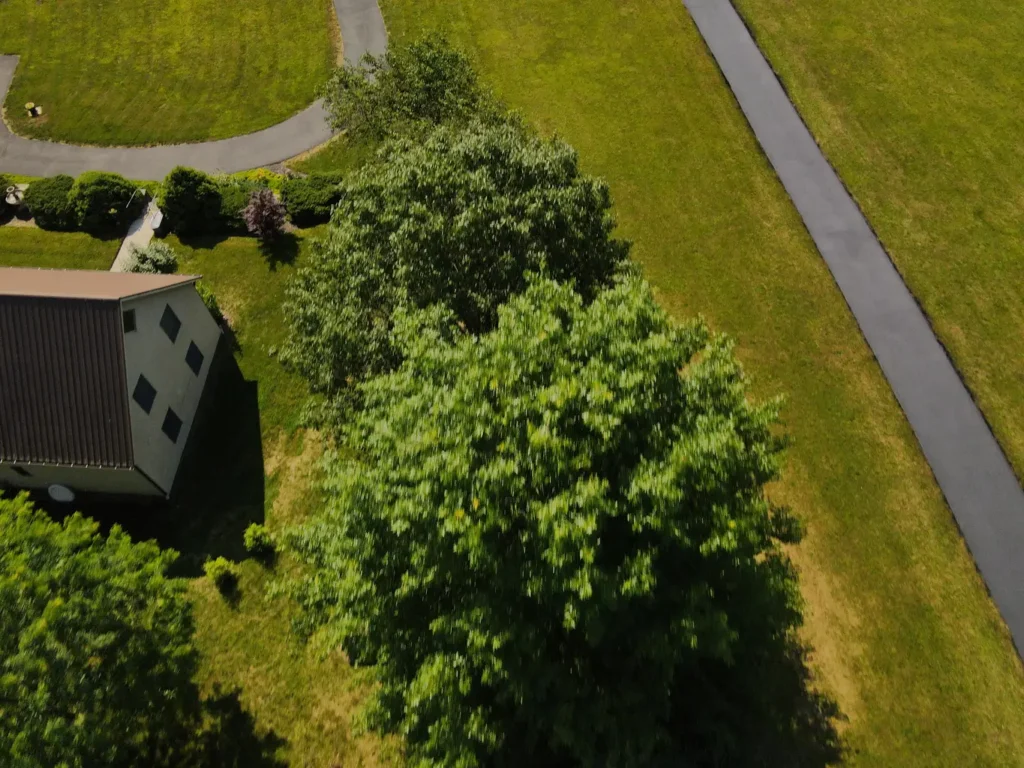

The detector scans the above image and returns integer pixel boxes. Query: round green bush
[70,171,145,233]
[203,557,238,596]
[24,175,76,230]
[281,172,344,227]
[217,178,258,233]
[126,241,178,274]
[161,166,222,235]
[243,523,276,562]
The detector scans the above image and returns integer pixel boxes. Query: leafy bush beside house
[281,173,344,226]
[126,241,179,274]
[23,174,76,230]
[70,171,145,233]
[0,494,204,767]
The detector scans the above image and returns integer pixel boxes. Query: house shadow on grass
[164,349,266,576]
[69,347,266,577]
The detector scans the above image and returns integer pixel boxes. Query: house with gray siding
[0,268,223,500]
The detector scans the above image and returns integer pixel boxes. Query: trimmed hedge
[281,172,344,227]
[217,178,258,233]
[24,175,76,230]
[161,167,222,235]
[70,172,144,233]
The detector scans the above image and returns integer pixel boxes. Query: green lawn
[377,0,1024,764]
[169,232,396,767]
[731,0,1024,484]
[0,0,335,145]
[0,226,118,268]
[287,133,379,176]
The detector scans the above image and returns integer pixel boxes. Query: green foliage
[195,280,225,326]
[162,167,222,235]
[287,277,811,766]
[320,36,500,140]
[0,494,202,767]
[69,171,144,233]
[204,557,239,596]
[218,178,260,233]
[24,175,76,230]
[281,173,344,227]
[126,240,179,274]
[283,121,630,418]
[243,523,276,562]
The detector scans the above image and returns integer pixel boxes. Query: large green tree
[287,278,833,767]
[320,36,500,140]
[283,121,630,420]
[0,494,202,768]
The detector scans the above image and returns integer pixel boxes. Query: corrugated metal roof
[0,296,134,468]
[0,267,198,300]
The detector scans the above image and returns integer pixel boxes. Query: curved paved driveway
[0,0,386,178]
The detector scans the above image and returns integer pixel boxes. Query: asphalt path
[683,0,1024,655]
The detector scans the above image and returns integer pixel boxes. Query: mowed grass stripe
[0,0,334,145]
[379,0,1024,764]
[732,0,1024,484]
[0,227,119,269]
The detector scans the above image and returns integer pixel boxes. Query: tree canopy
[283,120,631,419]
[286,277,824,767]
[320,36,500,140]
[0,494,201,768]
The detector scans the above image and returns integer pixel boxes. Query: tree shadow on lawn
[663,638,845,768]
[195,685,288,767]
[260,232,300,270]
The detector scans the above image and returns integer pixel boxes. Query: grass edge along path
[378,0,1024,765]
[684,0,1024,679]
[729,0,1024,487]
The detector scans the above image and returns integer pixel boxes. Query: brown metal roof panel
[0,296,133,468]
[0,268,198,300]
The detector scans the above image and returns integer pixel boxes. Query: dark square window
[10,466,31,478]
[162,408,183,443]
[122,309,137,333]
[133,375,157,413]
[185,341,204,376]
[160,305,181,343]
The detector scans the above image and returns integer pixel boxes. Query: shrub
[196,280,225,326]
[70,171,144,233]
[0,493,203,766]
[281,172,344,226]
[24,174,76,230]
[215,178,257,232]
[242,188,286,240]
[203,557,238,596]
[243,523,275,562]
[126,240,178,274]
[162,166,222,235]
